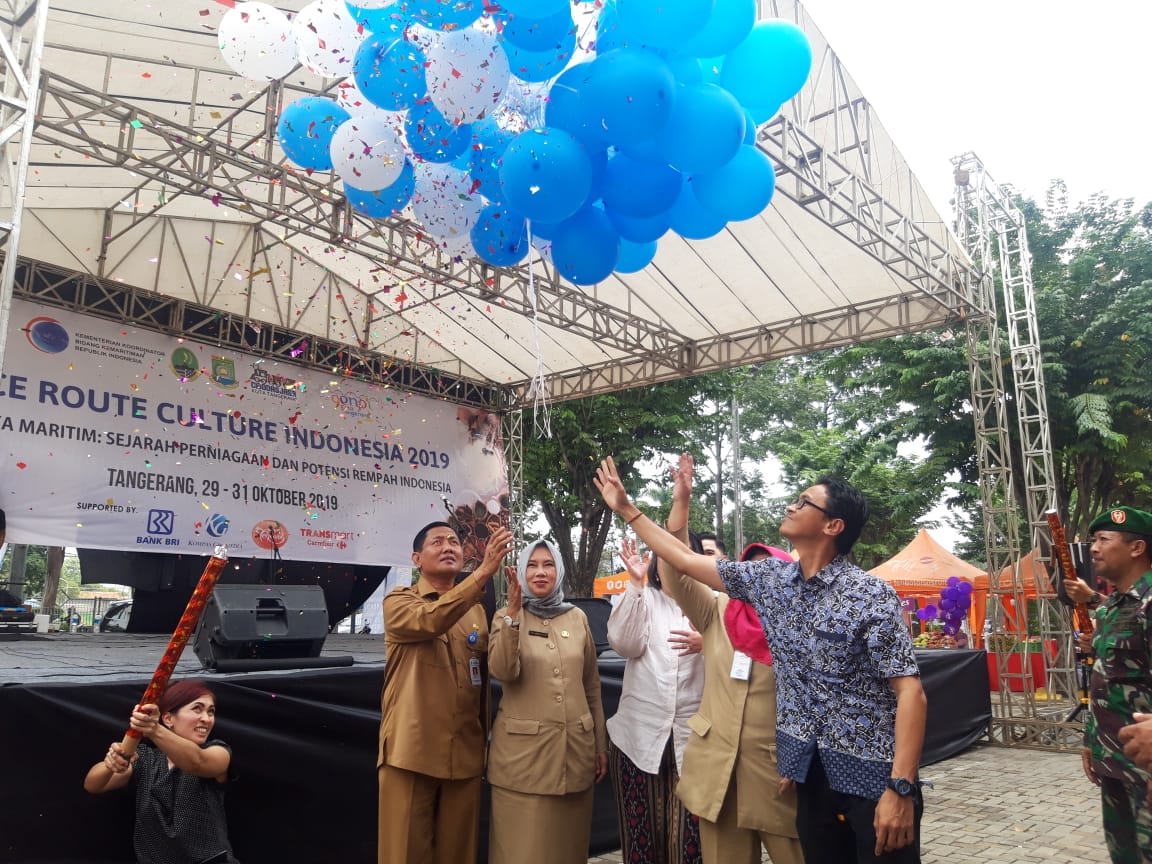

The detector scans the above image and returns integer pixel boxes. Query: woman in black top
[84,680,238,864]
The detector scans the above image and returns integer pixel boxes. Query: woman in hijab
[487,539,608,864]
[84,680,239,864]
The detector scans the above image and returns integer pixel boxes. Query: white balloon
[346,0,398,8]
[425,28,511,124]
[218,2,297,81]
[334,78,410,146]
[412,162,484,240]
[293,0,367,79]
[329,116,406,190]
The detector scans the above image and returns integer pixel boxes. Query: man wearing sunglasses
[595,458,926,864]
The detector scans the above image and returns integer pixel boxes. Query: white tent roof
[10,0,978,408]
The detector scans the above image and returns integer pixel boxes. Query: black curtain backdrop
[0,651,986,863]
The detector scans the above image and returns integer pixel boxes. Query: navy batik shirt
[718,555,919,800]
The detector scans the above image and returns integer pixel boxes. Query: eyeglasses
[791,495,834,518]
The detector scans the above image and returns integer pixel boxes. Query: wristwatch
[887,777,917,797]
[503,615,520,630]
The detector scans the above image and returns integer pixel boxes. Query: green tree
[521,377,722,596]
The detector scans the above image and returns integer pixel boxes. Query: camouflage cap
[1089,506,1152,537]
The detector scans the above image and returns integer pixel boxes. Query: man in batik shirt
[1082,506,1152,863]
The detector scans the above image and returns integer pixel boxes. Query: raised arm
[489,566,523,681]
[134,703,230,781]
[607,541,652,658]
[595,456,723,590]
[658,454,717,633]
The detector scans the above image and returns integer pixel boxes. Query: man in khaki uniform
[378,520,512,864]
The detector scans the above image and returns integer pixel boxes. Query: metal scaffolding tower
[0,0,47,373]
[953,152,1080,746]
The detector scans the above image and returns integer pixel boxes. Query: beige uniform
[662,566,803,864]
[378,574,489,864]
[487,605,607,864]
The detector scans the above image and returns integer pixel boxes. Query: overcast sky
[796,0,1152,217]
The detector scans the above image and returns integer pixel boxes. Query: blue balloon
[471,204,529,267]
[605,205,670,243]
[580,49,677,146]
[617,0,716,49]
[659,83,745,176]
[742,108,758,144]
[601,153,683,218]
[469,119,514,202]
[692,145,776,222]
[679,0,755,57]
[664,54,703,87]
[277,97,350,171]
[720,20,812,109]
[550,206,621,286]
[407,0,482,31]
[499,127,593,223]
[544,63,602,148]
[615,238,658,273]
[498,7,574,53]
[345,160,416,218]
[667,180,727,240]
[503,25,577,83]
[345,2,407,36]
[500,0,569,16]
[405,99,471,164]
[353,36,427,111]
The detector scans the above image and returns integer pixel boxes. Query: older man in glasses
[595,461,927,864]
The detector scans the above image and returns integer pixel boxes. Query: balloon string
[525,220,551,439]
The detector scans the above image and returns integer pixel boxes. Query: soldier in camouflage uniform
[1082,506,1152,863]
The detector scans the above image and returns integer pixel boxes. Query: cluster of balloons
[916,576,974,636]
[217,0,812,285]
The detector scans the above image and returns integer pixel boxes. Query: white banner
[0,300,509,567]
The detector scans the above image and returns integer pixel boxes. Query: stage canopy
[3,0,980,411]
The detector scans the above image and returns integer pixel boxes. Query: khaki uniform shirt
[663,566,798,836]
[379,573,489,779]
[487,606,608,796]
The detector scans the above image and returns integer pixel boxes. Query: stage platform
[0,635,990,864]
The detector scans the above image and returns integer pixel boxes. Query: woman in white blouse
[607,533,706,864]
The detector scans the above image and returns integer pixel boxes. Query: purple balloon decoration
[946,576,961,588]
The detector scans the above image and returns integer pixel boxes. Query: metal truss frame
[31,70,687,362]
[19,0,982,406]
[954,153,1078,748]
[0,0,47,374]
[8,256,506,409]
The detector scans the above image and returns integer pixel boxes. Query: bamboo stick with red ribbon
[1045,509,1095,637]
[119,546,229,756]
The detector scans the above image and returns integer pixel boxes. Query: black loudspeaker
[194,585,330,671]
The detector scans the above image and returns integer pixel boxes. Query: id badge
[469,655,482,686]
[730,650,752,681]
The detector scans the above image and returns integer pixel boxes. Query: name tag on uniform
[730,650,752,681]
[469,656,482,686]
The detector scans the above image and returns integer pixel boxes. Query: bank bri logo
[147,509,175,535]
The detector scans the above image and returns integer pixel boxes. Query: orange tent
[869,529,990,646]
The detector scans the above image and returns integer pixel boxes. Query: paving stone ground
[588,743,1111,863]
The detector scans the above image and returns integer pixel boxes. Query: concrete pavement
[589,743,1110,863]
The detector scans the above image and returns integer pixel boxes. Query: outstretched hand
[504,565,523,617]
[671,453,694,503]
[620,537,649,589]
[594,457,632,514]
[477,527,514,581]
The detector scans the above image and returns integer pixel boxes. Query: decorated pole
[119,545,229,756]
[1044,510,1095,638]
